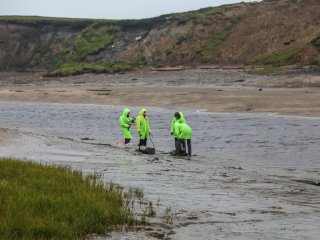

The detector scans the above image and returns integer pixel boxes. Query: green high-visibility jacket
[119,108,134,139]
[177,120,192,140]
[136,108,151,140]
[171,112,186,138]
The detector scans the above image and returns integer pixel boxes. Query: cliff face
[0,23,78,70]
[0,0,319,72]
[220,0,320,65]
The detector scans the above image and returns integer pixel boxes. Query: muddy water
[0,101,319,169]
[0,101,320,239]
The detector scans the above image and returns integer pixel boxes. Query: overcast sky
[0,0,259,20]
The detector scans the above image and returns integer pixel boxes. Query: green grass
[311,36,320,47]
[0,158,136,239]
[53,51,146,76]
[247,45,307,66]
[176,32,192,45]
[73,25,118,59]
[192,4,244,63]
[176,7,221,26]
[311,59,320,66]
[175,2,248,26]
[58,62,110,73]
[129,51,148,67]
[50,24,119,68]
[0,15,164,30]
[54,61,133,76]
[49,23,139,74]
[249,66,287,75]
[311,37,320,66]
[201,32,228,62]
[263,45,306,66]
[0,15,118,26]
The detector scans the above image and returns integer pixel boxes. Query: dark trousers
[175,138,185,149]
[125,138,131,144]
[138,137,147,149]
[176,139,192,156]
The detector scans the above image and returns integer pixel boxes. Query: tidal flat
[0,68,320,239]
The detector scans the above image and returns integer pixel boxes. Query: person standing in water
[119,108,135,145]
[171,112,186,150]
[136,108,151,150]
[175,117,192,156]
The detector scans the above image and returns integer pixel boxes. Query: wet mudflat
[0,101,319,239]
[1,68,320,117]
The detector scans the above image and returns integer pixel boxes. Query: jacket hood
[122,108,131,117]
[179,111,186,123]
[139,108,147,117]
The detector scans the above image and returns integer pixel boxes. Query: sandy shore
[1,85,320,117]
[1,68,320,117]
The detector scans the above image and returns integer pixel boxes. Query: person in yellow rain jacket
[170,112,186,144]
[136,108,151,150]
[171,111,186,150]
[174,117,192,157]
[119,108,135,144]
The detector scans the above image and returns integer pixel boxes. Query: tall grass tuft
[0,158,136,239]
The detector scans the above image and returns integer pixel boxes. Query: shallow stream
[0,101,319,239]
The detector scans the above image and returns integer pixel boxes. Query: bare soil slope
[0,0,319,72]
